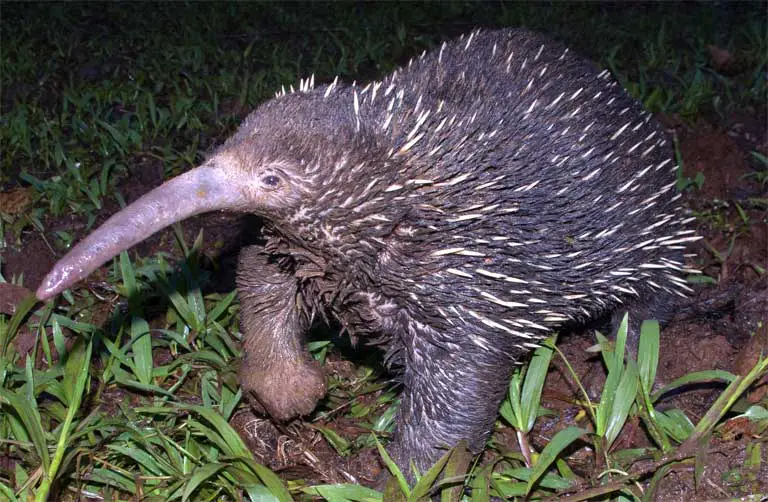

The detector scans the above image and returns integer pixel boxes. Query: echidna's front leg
[236,245,326,421]
[388,327,516,475]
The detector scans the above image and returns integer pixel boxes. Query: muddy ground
[1,107,767,499]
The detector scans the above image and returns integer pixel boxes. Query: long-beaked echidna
[37,28,700,472]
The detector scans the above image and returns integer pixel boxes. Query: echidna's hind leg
[236,245,326,421]
[388,324,517,477]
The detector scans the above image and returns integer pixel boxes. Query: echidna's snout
[36,165,246,301]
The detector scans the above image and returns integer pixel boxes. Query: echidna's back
[367,28,696,331]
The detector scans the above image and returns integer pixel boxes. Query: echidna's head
[36,86,388,300]
[214,90,381,220]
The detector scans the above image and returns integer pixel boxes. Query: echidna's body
[38,28,699,471]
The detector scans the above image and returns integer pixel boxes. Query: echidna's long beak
[36,165,246,301]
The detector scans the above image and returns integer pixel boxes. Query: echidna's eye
[262,174,281,188]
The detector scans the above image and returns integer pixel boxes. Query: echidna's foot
[236,246,323,421]
[241,356,326,421]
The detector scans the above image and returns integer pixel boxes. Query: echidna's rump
[38,28,699,474]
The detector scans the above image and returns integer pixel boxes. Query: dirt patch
[231,409,372,485]
[0,283,31,315]
[679,124,754,201]
[2,233,57,292]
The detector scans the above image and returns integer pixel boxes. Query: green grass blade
[689,358,768,443]
[107,444,177,477]
[439,441,472,501]
[181,273,206,329]
[612,313,629,373]
[61,337,89,407]
[521,339,555,433]
[87,467,136,493]
[183,462,226,501]
[0,482,17,502]
[650,370,736,402]
[119,251,138,301]
[0,292,37,358]
[468,464,493,502]
[97,120,128,153]
[177,404,250,456]
[112,373,177,397]
[240,482,283,502]
[172,223,191,256]
[36,339,92,502]
[605,361,638,448]
[410,445,451,499]
[50,313,97,334]
[0,388,49,469]
[51,318,66,365]
[207,290,237,322]
[596,368,619,438]
[158,276,199,330]
[303,484,383,501]
[374,435,410,498]
[130,315,153,386]
[317,426,351,456]
[656,408,695,443]
[500,371,523,429]
[637,320,660,393]
[233,459,292,502]
[526,426,586,495]
[501,467,573,489]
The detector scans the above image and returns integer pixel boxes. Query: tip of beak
[35,286,53,302]
[35,272,62,302]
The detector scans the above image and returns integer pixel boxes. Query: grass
[1,2,766,501]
